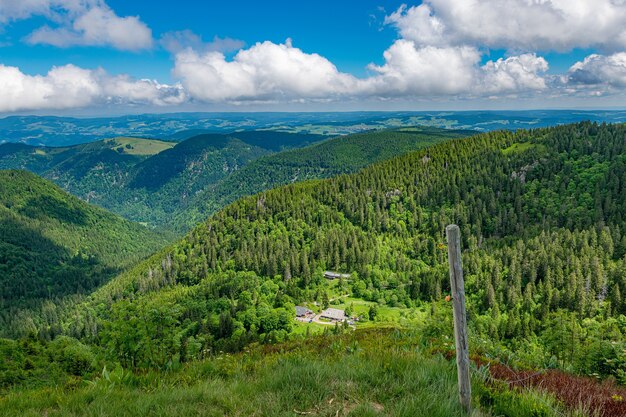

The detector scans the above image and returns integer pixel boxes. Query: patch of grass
[477,382,578,417]
[332,297,425,327]
[502,142,547,155]
[105,137,175,156]
[291,320,328,335]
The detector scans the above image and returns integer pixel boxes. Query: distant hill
[3,111,626,147]
[0,131,326,230]
[0,170,167,316]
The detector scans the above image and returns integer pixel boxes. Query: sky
[0,0,626,114]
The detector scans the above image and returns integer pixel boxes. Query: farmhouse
[324,271,351,280]
[295,306,313,317]
[320,308,346,322]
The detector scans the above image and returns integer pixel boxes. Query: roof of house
[295,306,311,316]
[324,271,351,279]
[321,308,346,321]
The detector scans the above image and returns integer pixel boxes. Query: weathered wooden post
[446,224,471,413]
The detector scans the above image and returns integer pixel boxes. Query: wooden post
[446,224,471,414]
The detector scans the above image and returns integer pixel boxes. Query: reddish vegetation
[483,360,626,417]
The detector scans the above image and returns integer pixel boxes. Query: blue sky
[1,0,403,80]
[0,0,625,114]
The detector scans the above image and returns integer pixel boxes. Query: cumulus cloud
[27,6,152,50]
[171,37,549,104]
[386,1,626,52]
[0,64,185,112]
[1,0,152,50]
[366,42,549,97]
[566,53,626,89]
[173,40,363,102]
[481,54,549,94]
[365,41,481,96]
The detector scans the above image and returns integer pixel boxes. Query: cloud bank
[0,64,185,112]
[386,0,626,52]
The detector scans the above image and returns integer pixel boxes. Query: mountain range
[3,110,626,147]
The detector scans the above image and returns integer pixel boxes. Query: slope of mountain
[0,170,168,314]
[0,136,174,174]
[0,328,566,417]
[175,127,471,230]
[0,131,325,229]
[55,121,624,384]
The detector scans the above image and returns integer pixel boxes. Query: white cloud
[386,1,626,52]
[173,40,363,102]
[384,4,447,48]
[0,64,99,111]
[567,53,626,89]
[160,30,244,54]
[0,64,185,112]
[0,0,91,23]
[1,0,152,50]
[172,38,549,103]
[101,75,187,106]
[481,54,549,94]
[365,41,481,96]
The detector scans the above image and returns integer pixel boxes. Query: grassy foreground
[0,328,572,417]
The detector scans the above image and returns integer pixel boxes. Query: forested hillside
[6,121,621,384]
[3,122,626,416]
[0,170,167,328]
[175,127,470,229]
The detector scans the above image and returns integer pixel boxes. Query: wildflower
[445,295,451,302]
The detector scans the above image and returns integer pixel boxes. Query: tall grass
[0,328,569,417]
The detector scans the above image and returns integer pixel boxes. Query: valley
[0,127,469,232]
[0,170,168,331]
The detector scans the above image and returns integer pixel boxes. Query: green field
[104,137,175,155]
[501,141,547,155]
[291,320,328,335]
[331,297,425,327]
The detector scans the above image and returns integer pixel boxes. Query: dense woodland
[0,171,167,332]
